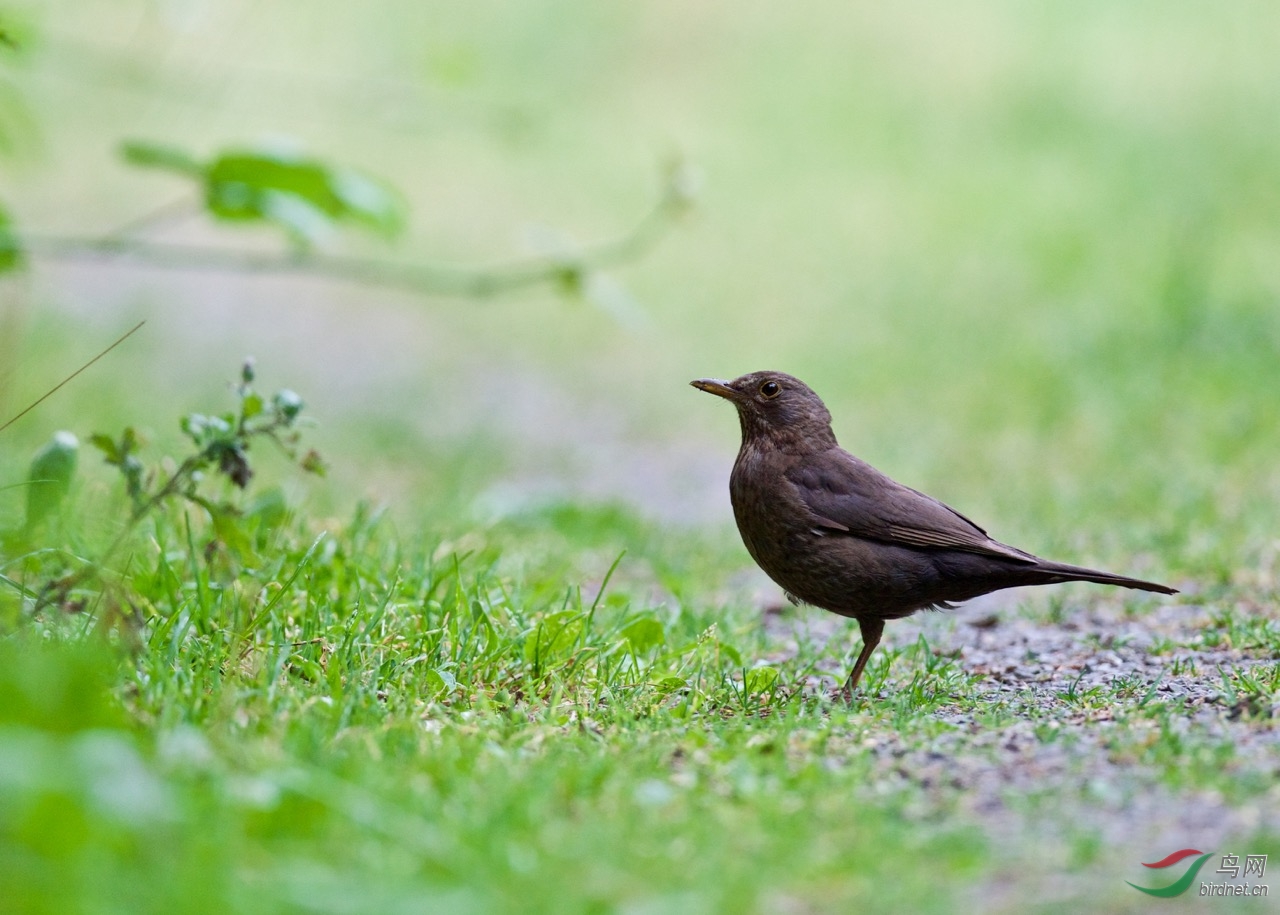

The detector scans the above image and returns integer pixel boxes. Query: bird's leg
[835,617,884,702]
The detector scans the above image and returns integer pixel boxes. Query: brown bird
[692,371,1177,698]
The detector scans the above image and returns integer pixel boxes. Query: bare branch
[18,186,688,299]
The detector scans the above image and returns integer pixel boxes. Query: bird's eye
[759,380,781,399]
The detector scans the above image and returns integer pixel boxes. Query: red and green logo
[1128,848,1213,897]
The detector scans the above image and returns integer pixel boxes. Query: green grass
[2,508,994,914]
[4,2,1280,912]
[3,494,1277,912]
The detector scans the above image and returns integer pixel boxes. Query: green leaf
[240,392,264,421]
[181,413,232,446]
[25,431,78,528]
[92,428,145,504]
[652,676,688,694]
[715,639,743,667]
[208,503,256,560]
[329,169,405,235]
[744,666,779,695]
[524,610,584,667]
[205,149,404,243]
[424,668,458,697]
[621,617,665,654]
[89,432,121,463]
[120,140,204,178]
[180,413,209,444]
[121,140,405,245]
[245,189,332,244]
[244,486,288,530]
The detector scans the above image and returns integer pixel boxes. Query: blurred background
[2,1,1278,576]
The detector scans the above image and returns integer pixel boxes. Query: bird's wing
[786,449,1036,564]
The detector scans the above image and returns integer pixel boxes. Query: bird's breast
[729,444,926,617]
[729,448,823,578]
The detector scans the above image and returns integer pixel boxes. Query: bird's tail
[1033,560,1178,595]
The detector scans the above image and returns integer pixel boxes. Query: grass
[2,491,1277,912]
[4,2,1280,912]
[2,506,995,914]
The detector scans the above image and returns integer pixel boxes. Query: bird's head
[691,371,837,451]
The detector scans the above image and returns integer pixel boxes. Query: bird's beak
[690,378,737,400]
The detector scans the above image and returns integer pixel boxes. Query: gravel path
[758,588,1280,905]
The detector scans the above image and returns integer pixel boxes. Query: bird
[691,370,1177,698]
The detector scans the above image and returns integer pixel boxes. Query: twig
[18,189,685,299]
